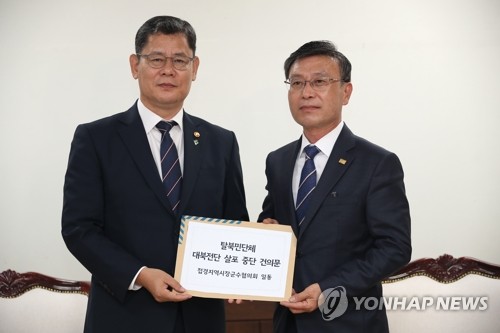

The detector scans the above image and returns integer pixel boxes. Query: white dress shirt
[292,121,344,206]
[137,99,185,175]
[128,99,185,290]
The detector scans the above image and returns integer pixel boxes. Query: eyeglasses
[137,53,194,70]
[284,77,341,92]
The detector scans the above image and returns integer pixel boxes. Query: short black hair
[284,40,351,83]
[135,16,196,55]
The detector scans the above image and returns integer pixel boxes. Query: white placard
[174,216,296,301]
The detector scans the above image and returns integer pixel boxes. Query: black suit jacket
[62,102,248,333]
[258,124,411,333]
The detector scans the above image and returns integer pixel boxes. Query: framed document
[174,216,297,301]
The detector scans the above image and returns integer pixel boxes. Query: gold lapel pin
[193,131,201,145]
[338,158,347,165]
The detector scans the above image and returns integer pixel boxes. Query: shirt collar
[137,99,184,134]
[300,121,344,157]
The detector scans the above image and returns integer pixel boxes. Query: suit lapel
[178,112,203,213]
[285,140,302,235]
[117,104,173,214]
[298,125,356,237]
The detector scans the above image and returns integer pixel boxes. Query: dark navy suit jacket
[62,102,248,332]
[258,124,411,333]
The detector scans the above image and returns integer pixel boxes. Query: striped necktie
[295,145,320,228]
[156,121,182,214]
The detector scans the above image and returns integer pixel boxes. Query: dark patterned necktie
[156,121,182,213]
[295,145,320,228]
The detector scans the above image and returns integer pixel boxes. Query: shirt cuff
[128,266,147,290]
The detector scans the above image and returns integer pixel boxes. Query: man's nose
[301,81,316,97]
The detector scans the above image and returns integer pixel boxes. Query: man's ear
[191,56,200,81]
[342,82,353,105]
[129,54,139,79]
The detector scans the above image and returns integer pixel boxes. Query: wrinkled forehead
[142,33,193,56]
[289,55,340,78]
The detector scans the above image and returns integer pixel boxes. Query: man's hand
[137,267,192,303]
[262,218,279,224]
[280,283,321,314]
[227,299,245,304]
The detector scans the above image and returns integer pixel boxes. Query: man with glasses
[62,16,248,333]
[259,41,411,332]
